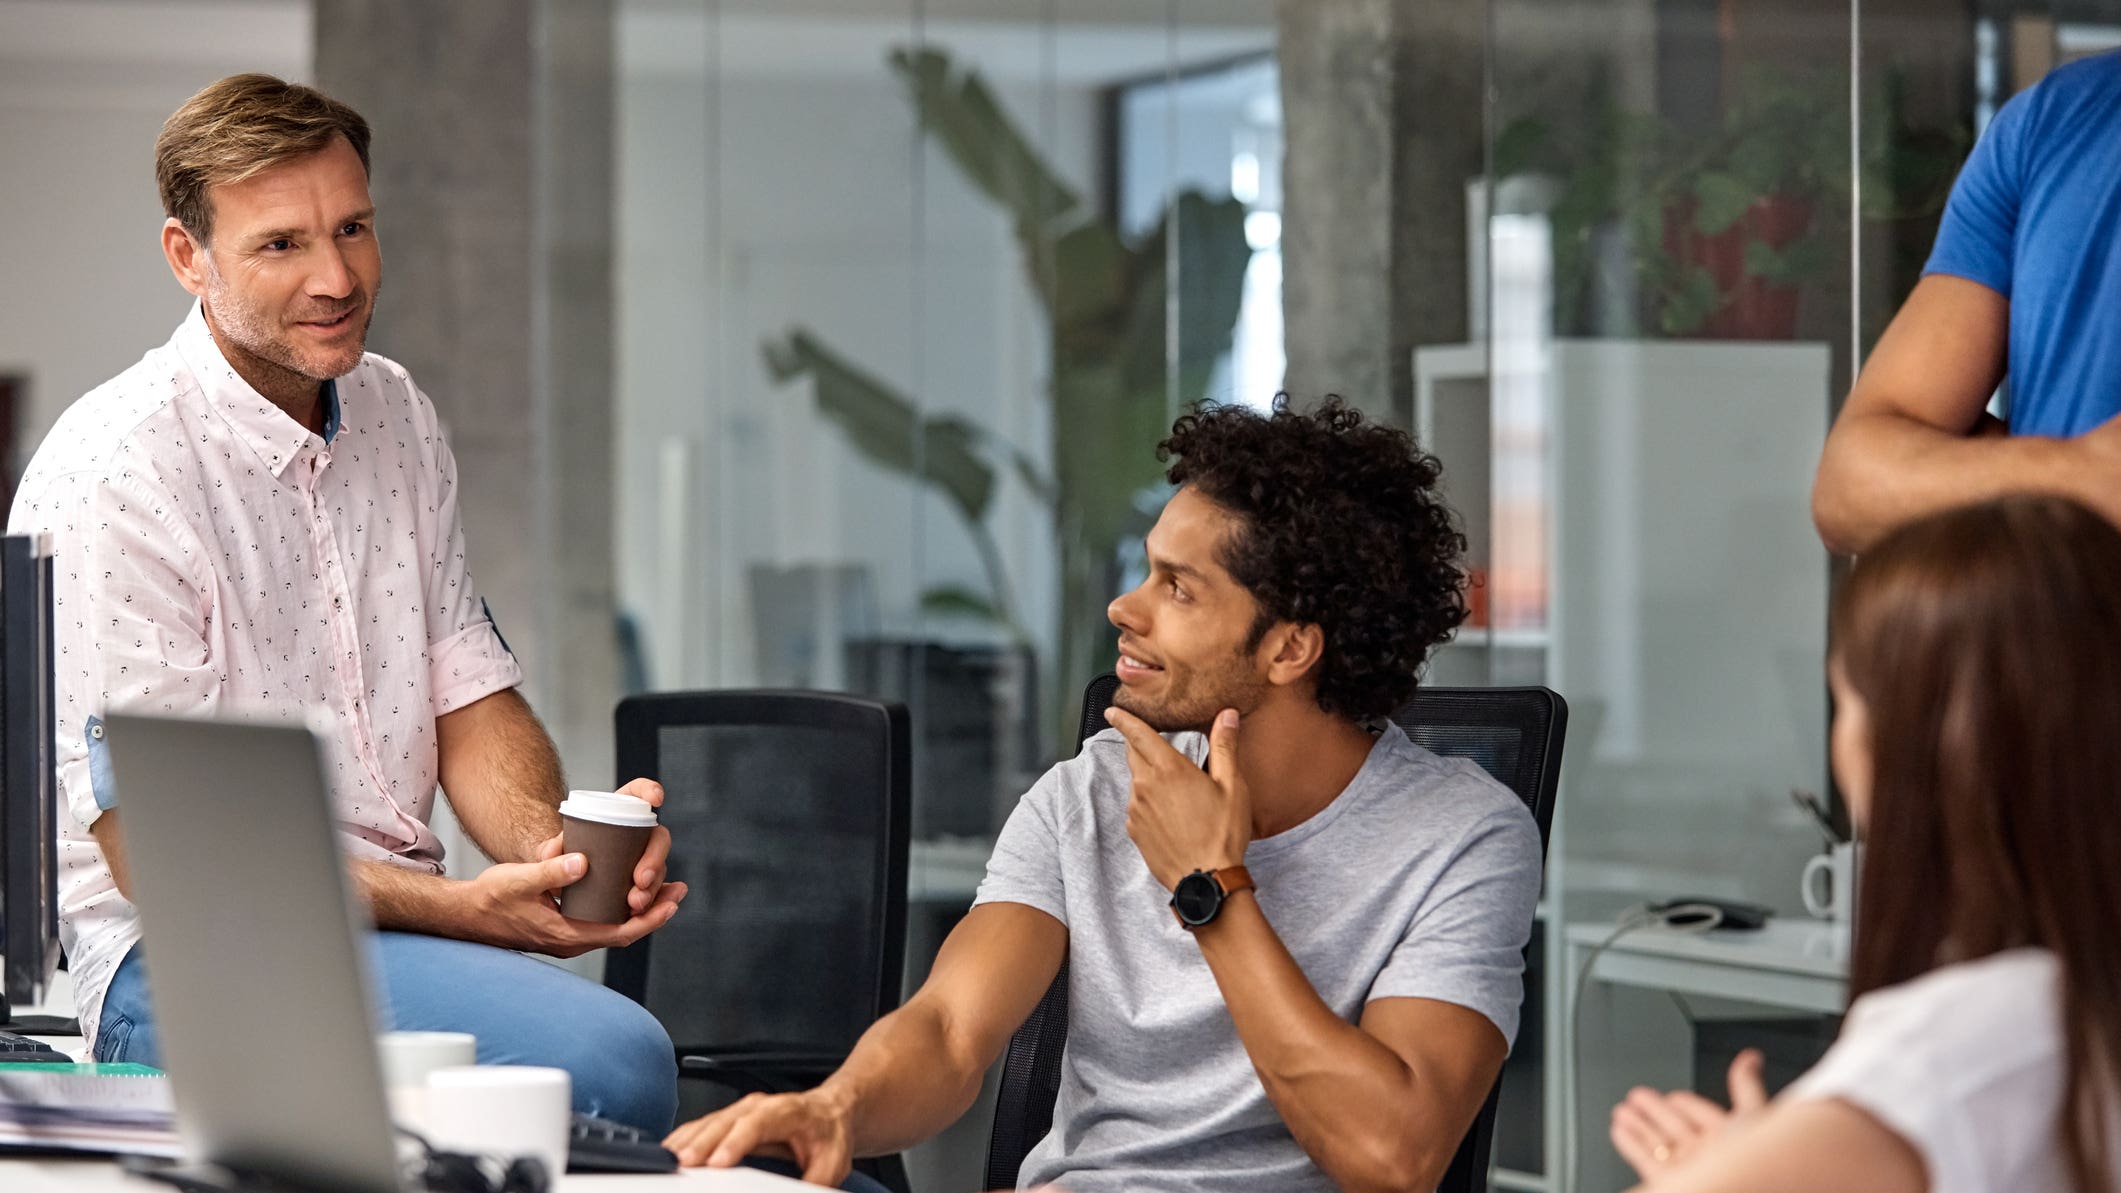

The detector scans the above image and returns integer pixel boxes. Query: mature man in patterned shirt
[6,74,687,1131]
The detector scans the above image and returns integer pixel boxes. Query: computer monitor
[0,531,59,1021]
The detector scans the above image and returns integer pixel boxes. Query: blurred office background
[0,0,2094,1187]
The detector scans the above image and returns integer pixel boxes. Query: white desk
[0,1158,810,1192]
[1558,917,1848,1193]
[6,965,807,1192]
[1564,916,1847,1014]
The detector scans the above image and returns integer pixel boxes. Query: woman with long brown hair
[1609,494,2121,1193]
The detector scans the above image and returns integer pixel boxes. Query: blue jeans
[96,932,680,1132]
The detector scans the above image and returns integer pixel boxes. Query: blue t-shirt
[1926,51,2121,437]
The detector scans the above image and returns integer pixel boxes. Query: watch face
[1172,871,1221,925]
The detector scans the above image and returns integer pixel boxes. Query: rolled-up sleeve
[414,396,523,715]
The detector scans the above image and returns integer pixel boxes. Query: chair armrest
[678,1049,847,1094]
[680,1049,845,1074]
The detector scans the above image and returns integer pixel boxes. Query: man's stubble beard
[202,252,377,391]
[1112,647,1269,735]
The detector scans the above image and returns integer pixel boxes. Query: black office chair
[605,690,912,1193]
[984,674,1566,1192]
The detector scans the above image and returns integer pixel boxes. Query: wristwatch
[1169,865,1255,929]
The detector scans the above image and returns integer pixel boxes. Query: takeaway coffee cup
[557,789,658,924]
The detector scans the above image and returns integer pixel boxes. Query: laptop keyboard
[0,1030,70,1063]
[567,1113,678,1174]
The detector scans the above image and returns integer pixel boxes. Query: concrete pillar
[313,1,619,828]
[1277,0,1485,426]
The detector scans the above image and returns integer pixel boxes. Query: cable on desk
[121,1128,550,1193]
[1565,901,1728,1193]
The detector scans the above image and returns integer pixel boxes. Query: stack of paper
[0,1065,181,1157]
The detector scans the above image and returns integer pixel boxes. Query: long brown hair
[1834,495,2121,1192]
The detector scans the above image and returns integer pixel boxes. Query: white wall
[0,0,312,472]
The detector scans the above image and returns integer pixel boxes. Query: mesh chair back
[1391,686,1564,1193]
[1388,686,1564,855]
[986,676,1565,1192]
[604,691,911,1057]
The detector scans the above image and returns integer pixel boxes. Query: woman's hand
[1611,1048,1767,1183]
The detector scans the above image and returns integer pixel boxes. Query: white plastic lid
[557,789,657,827]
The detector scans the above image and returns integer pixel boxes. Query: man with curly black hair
[666,397,1542,1193]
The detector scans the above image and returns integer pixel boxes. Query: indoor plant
[760,47,1251,747]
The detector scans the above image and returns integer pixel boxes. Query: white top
[1787,947,2120,1193]
[7,304,522,1044]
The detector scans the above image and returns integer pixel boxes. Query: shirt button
[90,723,105,740]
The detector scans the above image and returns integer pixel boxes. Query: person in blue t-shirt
[1814,50,2121,554]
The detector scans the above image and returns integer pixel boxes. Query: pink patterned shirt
[7,304,523,1044]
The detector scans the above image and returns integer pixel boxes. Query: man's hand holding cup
[477,779,686,957]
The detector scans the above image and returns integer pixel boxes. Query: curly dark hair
[1158,395,1469,721]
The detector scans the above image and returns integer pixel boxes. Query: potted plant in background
[1498,64,1964,339]
[760,47,1251,755]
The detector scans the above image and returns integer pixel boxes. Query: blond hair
[155,73,371,243]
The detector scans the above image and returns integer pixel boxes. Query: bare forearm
[436,688,565,863]
[814,999,993,1158]
[1195,896,1449,1193]
[1636,1101,1926,1193]
[356,850,673,959]
[1813,409,2079,554]
[353,858,478,937]
[662,903,1061,1174]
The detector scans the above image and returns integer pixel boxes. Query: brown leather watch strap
[1214,865,1255,899]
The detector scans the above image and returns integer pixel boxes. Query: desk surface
[7,982,813,1191]
[1565,915,1849,978]
[0,1158,810,1192]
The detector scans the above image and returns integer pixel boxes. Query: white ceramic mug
[1801,840,1860,922]
[425,1065,572,1181]
[377,1031,477,1131]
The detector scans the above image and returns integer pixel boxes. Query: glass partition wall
[608,1,2007,1187]
[614,2,1277,1180]
[1472,3,1983,1191]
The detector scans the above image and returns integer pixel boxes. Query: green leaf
[758,329,997,526]
[1003,442,1057,508]
[890,46,1085,314]
[1050,218,1129,328]
[1493,116,1549,179]
[1742,238,1781,278]
[1659,265,1722,335]
[1744,236,1831,285]
[920,584,1009,624]
[1725,133,1785,197]
[1111,190,1251,396]
[1691,171,1755,235]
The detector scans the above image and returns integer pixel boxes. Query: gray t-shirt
[974,722,1541,1193]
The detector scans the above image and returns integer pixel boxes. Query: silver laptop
[103,711,404,1193]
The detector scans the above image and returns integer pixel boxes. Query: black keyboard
[0,1029,70,1063]
[567,1113,678,1174]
